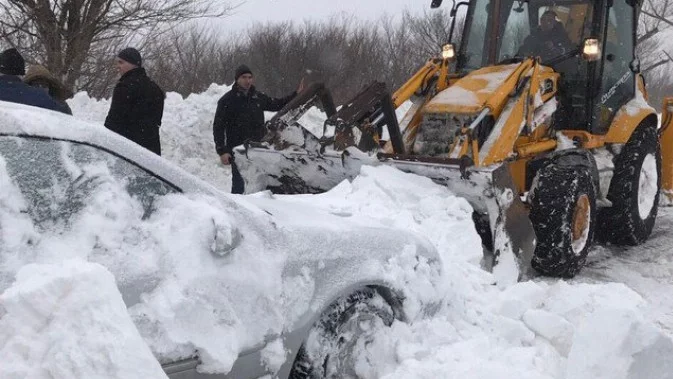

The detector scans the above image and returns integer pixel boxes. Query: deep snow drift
[0,85,671,378]
[0,261,167,379]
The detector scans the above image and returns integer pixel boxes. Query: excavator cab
[234,0,673,282]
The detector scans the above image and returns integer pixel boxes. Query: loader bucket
[233,143,536,282]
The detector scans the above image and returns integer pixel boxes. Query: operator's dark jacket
[518,22,573,61]
[0,75,70,114]
[213,83,296,156]
[105,67,165,155]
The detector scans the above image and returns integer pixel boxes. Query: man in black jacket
[213,65,303,194]
[517,10,573,62]
[105,48,165,155]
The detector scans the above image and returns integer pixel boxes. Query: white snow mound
[0,260,167,379]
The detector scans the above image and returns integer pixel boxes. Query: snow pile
[0,260,167,379]
[253,166,673,379]
[356,277,673,379]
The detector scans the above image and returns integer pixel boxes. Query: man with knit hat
[105,47,165,155]
[213,64,304,194]
[0,48,69,114]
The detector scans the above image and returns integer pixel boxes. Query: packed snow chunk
[0,260,167,379]
[497,281,548,319]
[541,281,645,325]
[346,164,479,258]
[260,338,288,374]
[522,309,574,356]
[566,307,673,379]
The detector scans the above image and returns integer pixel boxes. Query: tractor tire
[600,124,661,245]
[289,288,397,379]
[529,164,596,278]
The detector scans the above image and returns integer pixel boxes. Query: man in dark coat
[105,48,165,155]
[213,65,304,194]
[0,48,70,114]
[517,10,573,61]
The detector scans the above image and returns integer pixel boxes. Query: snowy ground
[1,86,672,378]
[578,207,673,336]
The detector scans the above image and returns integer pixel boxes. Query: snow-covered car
[0,101,442,379]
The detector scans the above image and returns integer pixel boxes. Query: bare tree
[145,26,226,96]
[0,0,238,92]
[634,0,673,106]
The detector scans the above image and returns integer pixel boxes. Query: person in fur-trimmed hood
[24,64,73,115]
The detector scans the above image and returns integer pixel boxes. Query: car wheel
[599,123,661,245]
[529,164,596,278]
[289,287,397,379]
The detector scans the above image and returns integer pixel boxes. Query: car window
[0,136,179,229]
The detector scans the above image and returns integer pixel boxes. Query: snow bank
[357,279,673,379]
[0,260,167,379]
[254,165,673,379]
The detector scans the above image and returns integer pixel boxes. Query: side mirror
[210,216,242,257]
[431,0,443,8]
[582,38,601,62]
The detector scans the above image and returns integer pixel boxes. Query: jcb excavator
[233,0,673,280]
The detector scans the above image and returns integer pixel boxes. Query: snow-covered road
[577,206,673,336]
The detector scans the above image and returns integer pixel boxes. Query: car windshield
[459,0,594,71]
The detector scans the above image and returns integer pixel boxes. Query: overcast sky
[218,0,438,33]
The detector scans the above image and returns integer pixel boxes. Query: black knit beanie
[117,47,142,67]
[235,65,252,81]
[0,48,26,76]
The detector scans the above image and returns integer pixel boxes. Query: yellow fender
[605,75,657,145]
[660,97,673,202]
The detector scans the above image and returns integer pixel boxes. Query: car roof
[0,100,220,196]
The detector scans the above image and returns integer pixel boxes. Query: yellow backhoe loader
[233,0,673,280]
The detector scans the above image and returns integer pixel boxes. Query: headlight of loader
[582,38,600,61]
[441,44,456,60]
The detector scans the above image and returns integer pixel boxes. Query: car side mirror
[210,216,242,257]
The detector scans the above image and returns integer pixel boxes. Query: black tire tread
[289,288,395,379]
[529,164,596,277]
[601,124,661,245]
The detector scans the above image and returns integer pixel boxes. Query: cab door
[591,0,637,134]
